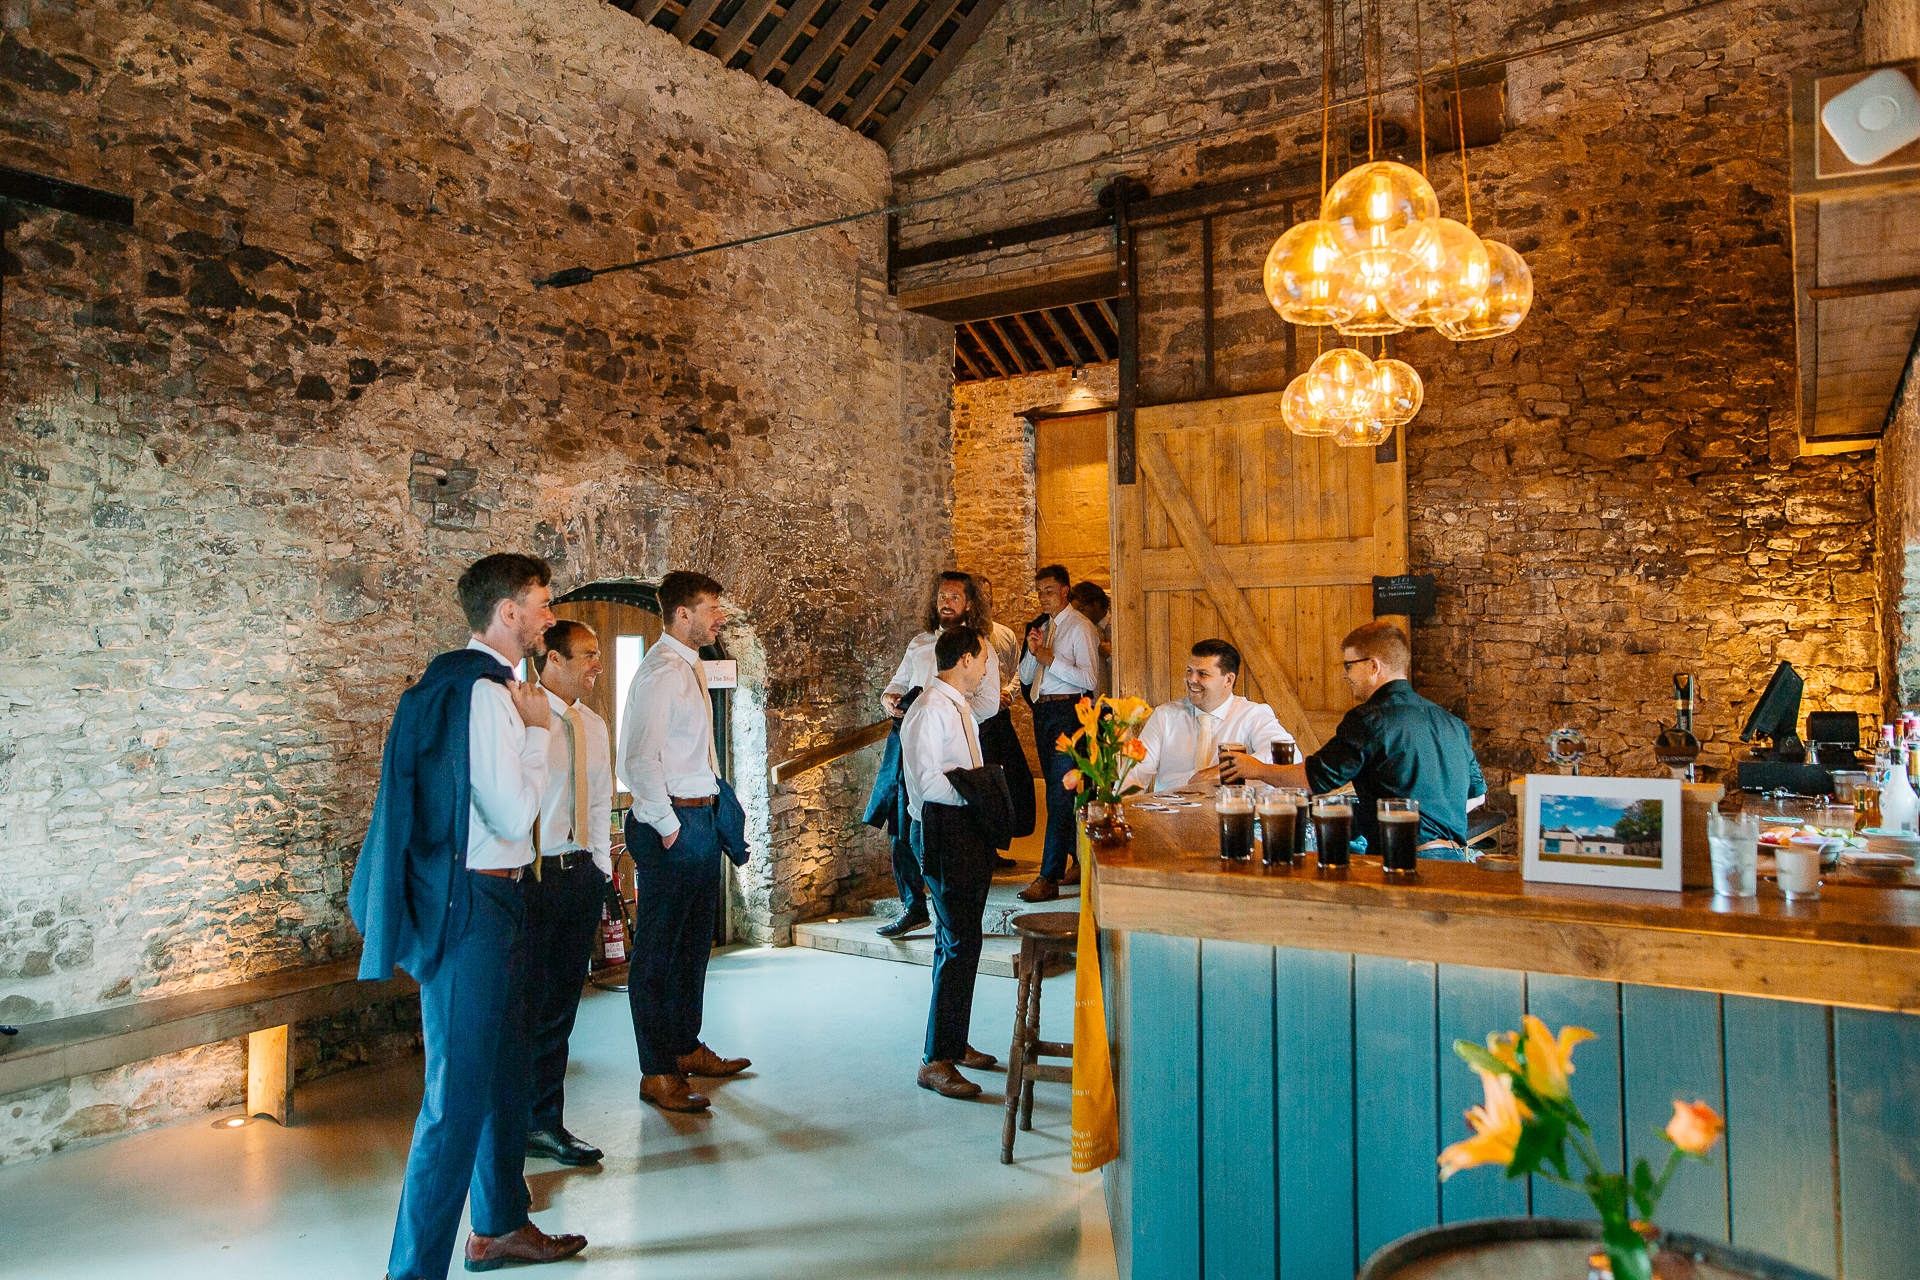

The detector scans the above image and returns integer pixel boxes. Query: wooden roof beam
[1070,302,1109,362]
[871,0,1009,147]
[839,0,965,131]
[632,0,671,22]
[746,0,835,78]
[707,0,781,62]
[671,0,728,41]
[1041,307,1085,366]
[812,0,920,117]
[779,0,871,98]
[1012,312,1056,371]
[954,335,985,380]
[985,317,1030,374]
[963,322,1011,378]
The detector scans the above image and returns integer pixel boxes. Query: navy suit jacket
[348,648,513,984]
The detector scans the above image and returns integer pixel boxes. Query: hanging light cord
[1444,0,1472,229]
[1413,0,1429,177]
[1319,0,1335,203]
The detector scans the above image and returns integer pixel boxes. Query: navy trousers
[916,819,993,1063]
[890,826,927,918]
[625,806,723,1077]
[1033,699,1080,880]
[523,855,607,1132]
[388,871,533,1280]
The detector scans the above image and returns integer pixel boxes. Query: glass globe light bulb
[1308,347,1379,423]
[1333,415,1395,447]
[1282,374,1339,436]
[1321,161,1438,266]
[1370,358,1424,427]
[1336,252,1407,336]
[1384,217,1490,327]
[1263,220,1357,327]
[1434,239,1533,341]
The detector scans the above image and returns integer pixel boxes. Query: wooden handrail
[769,719,893,786]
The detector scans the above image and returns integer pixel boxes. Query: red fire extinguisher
[599,894,628,967]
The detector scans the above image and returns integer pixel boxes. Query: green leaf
[1453,1040,1510,1078]
[1629,1158,1657,1218]
[1510,1114,1567,1180]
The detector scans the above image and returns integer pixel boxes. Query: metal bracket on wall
[1105,177,1147,485]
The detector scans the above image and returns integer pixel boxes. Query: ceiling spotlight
[1071,365,1086,381]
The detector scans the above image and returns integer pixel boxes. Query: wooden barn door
[1109,390,1408,752]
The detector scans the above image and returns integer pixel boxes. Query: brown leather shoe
[917,1060,983,1099]
[1018,875,1059,903]
[463,1222,587,1271]
[676,1042,751,1077]
[640,1073,710,1113]
[960,1045,999,1071]
[1060,857,1081,886]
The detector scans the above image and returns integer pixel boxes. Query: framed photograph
[1521,774,1683,891]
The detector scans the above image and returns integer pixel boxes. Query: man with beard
[865,571,1000,937]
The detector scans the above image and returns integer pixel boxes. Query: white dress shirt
[884,630,1000,722]
[1016,605,1100,700]
[539,686,616,877]
[1133,693,1292,793]
[989,622,1020,705]
[464,638,550,870]
[900,677,985,821]
[617,633,717,841]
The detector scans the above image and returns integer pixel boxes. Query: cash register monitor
[1739,661,1805,760]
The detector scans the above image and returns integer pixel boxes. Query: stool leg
[1020,946,1043,1131]
[1001,942,1035,1163]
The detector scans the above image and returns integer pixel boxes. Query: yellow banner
[1070,833,1119,1173]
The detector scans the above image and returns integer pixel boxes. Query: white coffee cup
[1777,836,1825,900]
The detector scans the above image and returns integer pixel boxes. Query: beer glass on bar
[1216,785,1255,862]
[1270,739,1297,765]
[1377,798,1420,876]
[1259,787,1307,869]
[1217,741,1246,783]
[1312,797,1353,871]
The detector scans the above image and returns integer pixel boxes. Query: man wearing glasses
[1226,620,1485,860]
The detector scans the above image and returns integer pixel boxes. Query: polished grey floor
[0,945,1116,1280]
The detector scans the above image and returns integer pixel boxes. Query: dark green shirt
[1304,679,1487,853]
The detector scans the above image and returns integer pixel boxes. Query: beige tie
[1191,707,1217,774]
[963,709,984,769]
[562,706,590,841]
[693,655,722,777]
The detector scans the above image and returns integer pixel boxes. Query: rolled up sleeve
[1304,707,1371,795]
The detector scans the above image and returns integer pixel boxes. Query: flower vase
[1586,1223,1661,1280]
[1081,799,1132,849]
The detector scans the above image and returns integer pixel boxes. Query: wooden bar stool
[1001,910,1078,1164]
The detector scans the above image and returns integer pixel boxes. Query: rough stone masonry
[0,0,952,1161]
[898,0,1885,793]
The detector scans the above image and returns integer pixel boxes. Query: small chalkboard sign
[1372,573,1436,620]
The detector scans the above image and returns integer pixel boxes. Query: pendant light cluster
[1263,0,1535,445]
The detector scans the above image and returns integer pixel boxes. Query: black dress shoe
[876,912,929,938]
[994,854,1018,870]
[525,1126,603,1166]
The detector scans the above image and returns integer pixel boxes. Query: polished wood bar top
[1092,800,1920,1013]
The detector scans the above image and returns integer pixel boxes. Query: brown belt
[474,866,524,881]
[1417,839,1464,853]
[671,795,717,808]
[1034,693,1080,703]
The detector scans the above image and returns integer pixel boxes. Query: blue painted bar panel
[1354,956,1441,1261]
[1835,1007,1920,1280]
[1129,932,1202,1280]
[1273,946,1354,1280]
[1621,986,1728,1242]
[1200,941,1277,1280]
[1722,996,1836,1277]
[1525,974,1623,1220]
[1437,965,1528,1224]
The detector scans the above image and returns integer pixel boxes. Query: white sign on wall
[704,659,738,690]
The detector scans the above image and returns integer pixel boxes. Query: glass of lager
[1215,785,1255,862]
[1377,798,1420,876]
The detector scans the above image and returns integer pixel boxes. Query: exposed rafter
[616,0,1000,143]
[953,300,1119,384]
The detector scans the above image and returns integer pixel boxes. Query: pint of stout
[1217,741,1246,783]
[1258,788,1308,868]
[1216,785,1255,862]
[1378,798,1420,875]
[1270,740,1296,765]
[1311,798,1353,869]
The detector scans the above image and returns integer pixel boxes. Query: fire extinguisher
[598,886,628,967]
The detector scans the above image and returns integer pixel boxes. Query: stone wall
[0,0,950,1160]
[1879,387,1920,710]
[894,0,1882,792]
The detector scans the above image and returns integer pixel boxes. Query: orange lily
[1063,769,1083,792]
[1056,731,1080,752]
[1519,1015,1593,1101]
[1665,1100,1724,1154]
[1122,738,1147,761]
[1074,697,1100,732]
[1439,1067,1530,1180]
[1486,1030,1522,1076]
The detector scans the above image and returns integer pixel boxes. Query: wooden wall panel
[1354,956,1441,1259]
[1129,931,1202,1280]
[1525,973,1625,1221]
[1273,946,1355,1280]
[1201,941,1277,1280]
[1835,1008,1920,1280]
[1723,996,1837,1276]
[1620,986,1729,1242]
[1438,965,1529,1224]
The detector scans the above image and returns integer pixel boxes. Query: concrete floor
[0,945,1116,1280]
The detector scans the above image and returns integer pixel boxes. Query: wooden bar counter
[1092,801,1920,1280]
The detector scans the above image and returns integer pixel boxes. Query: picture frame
[1521,774,1683,892]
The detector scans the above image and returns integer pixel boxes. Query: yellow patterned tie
[1191,708,1216,775]
[563,706,590,842]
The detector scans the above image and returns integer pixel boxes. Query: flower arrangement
[1057,695,1153,808]
[1441,1016,1726,1280]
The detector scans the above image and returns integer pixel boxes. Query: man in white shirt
[1132,639,1293,792]
[523,620,616,1169]
[1016,564,1101,902]
[872,572,1000,939]
[975,578,1035,862]
[901,626,1001,1099]
[352,553,587,1279]
[618,570,751,1115]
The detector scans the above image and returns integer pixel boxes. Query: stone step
[793,875,1081,976]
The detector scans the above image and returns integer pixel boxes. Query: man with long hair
[864,571,1000,937]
